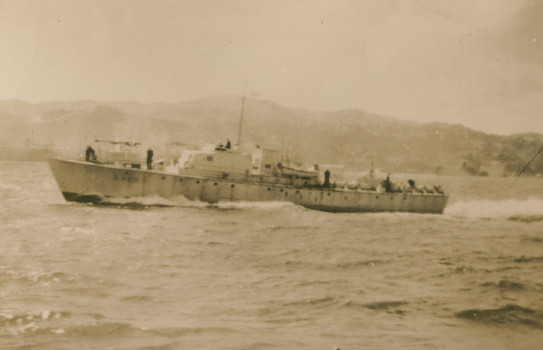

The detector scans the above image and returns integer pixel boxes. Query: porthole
[162,176,166,180]
[196,180,200,184]
[214,182,218,186]
[267,187,271,191]
[231,184,235,188]
[376,196,379,199]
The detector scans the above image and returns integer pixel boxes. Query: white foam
[0,311,15,320]
[215,200,297,210]
[101,195,298,210]
[101,195,207,208]
[445,197,543,218]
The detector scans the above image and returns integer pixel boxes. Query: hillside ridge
[1,98,542,176]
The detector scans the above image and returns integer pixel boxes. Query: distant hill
[1,97,542,176]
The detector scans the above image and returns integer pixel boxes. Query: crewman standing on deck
[323,169,331,188]
[384,173,392,192]
[146,147,154,170]
[85,145,96,162]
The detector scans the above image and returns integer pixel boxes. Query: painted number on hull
[113,174,139,182]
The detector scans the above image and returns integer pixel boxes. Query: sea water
[1,161,542,350]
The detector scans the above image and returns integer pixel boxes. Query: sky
[1,0,542,135]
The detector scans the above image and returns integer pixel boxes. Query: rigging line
[508,143,543,189]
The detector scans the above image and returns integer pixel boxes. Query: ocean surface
[1,161,543,350]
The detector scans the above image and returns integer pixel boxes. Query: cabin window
[207,156,213,161]
[265,164,271,169]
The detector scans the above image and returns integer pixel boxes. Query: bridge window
[265,164,271,168]
[207,156,213,161]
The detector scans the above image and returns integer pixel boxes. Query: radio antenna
[237,81,247,149]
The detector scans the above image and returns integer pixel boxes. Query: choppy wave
[0,310,64,336]
[445,197,543,218]
[283,296,339,309]
[65,321,139,337]
[361,301,409,311]
[513,256,543,263]
[481,280,527,291]
[508,215,543,223]
[341,300,409,315]
[2,270,71,285]
[455,304,543,328]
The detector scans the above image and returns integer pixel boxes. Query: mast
[237,82,247,149]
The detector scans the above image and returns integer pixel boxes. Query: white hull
[48,158,448,214]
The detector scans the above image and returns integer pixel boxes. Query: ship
[48,140,449,214]
[0,136,57,162]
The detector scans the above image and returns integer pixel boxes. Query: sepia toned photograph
[1,0,542,349]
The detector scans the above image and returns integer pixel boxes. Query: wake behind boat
[48,141,448,214]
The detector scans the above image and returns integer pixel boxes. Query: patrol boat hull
[48,158,448,214]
